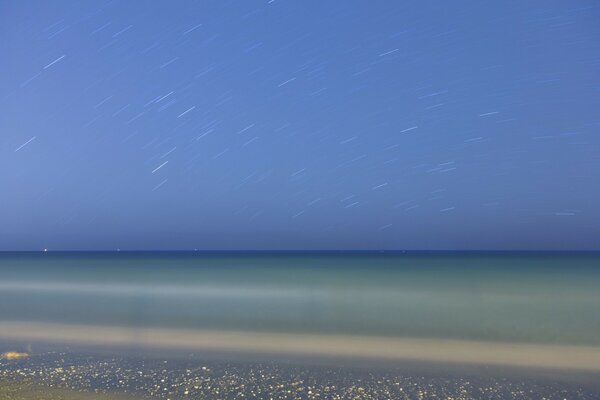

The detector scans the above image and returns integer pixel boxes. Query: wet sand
[2,349,599,400]
[2,320,600,371]
[0,378,135,400]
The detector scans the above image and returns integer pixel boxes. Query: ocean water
[1,251,599,346]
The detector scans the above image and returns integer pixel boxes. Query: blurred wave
[1,252,600,347]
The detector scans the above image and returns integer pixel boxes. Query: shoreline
[2,321,600,371]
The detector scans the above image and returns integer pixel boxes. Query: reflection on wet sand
[2,349,599,400]
[0,378,135,400]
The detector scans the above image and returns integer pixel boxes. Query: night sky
[1,1,599,251]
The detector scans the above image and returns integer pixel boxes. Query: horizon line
[1,249,599,254]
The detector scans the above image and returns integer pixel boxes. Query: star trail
[1,1,599,250]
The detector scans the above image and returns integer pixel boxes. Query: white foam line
[0,281,314,299]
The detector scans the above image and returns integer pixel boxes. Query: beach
[1,252,600,398]
[0,378,135,400]
[2,346,599,400]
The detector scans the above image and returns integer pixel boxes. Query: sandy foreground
[1,321,600,371]
[0,379,134,400]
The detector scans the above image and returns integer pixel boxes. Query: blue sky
[1,1,599,250]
